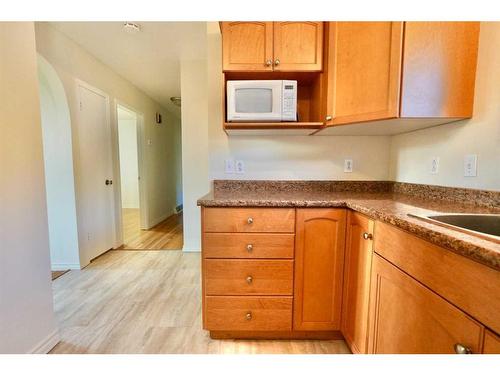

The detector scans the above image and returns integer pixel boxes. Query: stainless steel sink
[409,213,500,243]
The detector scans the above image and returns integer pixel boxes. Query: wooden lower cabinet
[293,208,346,331]
[483,330,500,354]
[367,254,484,354]
[341,212,374,353]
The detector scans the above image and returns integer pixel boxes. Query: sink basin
[409,213,500,243]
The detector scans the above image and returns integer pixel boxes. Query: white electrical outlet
[235,160,245,174]
[224,159,235,174]
[430,157,439,174]
[344,159,353,173]
[464,154,477,177]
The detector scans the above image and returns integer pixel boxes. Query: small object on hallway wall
[235,160,245,174]
[155,112,162,124]
[344,159,353,173]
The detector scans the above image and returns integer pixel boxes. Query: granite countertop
[198,181,500,271]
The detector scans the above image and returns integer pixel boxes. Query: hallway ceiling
[49,22,208,117]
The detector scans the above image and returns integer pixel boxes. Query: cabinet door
[221,22,273,71]
[324,22,403,125]
[273,22,323,71]
[294,209,346,330]
[483,330,500,354]
[368,254,484,354]
[341,212,374,353]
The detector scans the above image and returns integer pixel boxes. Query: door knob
[363,232,373,240]
[247,217,254,224]
[265,59,272,67]
[245,312,252,321]
[246,276,253,284]
[274,58,280,66]
[246,244,253,252]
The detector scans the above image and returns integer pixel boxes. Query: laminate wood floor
[50,250,350,354]
[120,208,183,250]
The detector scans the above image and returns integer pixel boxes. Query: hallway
[120,209,183,250]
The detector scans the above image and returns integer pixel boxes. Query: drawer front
[374,221,500,333]
[203,207,295,233]
[204,259,294,295]
[203,233,294,259]
[205,296,292,331]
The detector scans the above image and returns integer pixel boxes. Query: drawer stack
[202,207,295,332]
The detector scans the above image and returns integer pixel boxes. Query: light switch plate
[235,160,245,174]
[224,159,235,174]
[344,159,353,173]
[430,157,439,174]
[464,154,477,177]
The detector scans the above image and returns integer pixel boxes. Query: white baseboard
[29,329,60,354]
[147,209,177,229]
[51,263,81,271]
[182,246,201,252]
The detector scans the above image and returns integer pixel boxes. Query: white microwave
[227,80,297,122]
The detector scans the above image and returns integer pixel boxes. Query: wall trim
[29,329,60,354]
[51,262,81,271]
[182,246,201,252]
[148,209,176,230]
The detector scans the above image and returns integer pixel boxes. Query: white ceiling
[49,22,208,116]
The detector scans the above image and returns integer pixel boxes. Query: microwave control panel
[281,80,297,121]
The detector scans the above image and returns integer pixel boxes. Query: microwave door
[227,81,282,122]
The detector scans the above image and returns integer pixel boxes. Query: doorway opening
[116,104,183,250]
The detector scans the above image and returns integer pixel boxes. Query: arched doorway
[37,54,80,272]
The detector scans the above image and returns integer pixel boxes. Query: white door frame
[113,99,149,247]
[74,78,116,265]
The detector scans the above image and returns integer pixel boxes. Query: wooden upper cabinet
[341,212,375,354]
[367,254,484,354]
[294,209,346,331]
[324,22,403,125]
[221,22,273,71]
[400,22,480,118]
[273,22,323,71]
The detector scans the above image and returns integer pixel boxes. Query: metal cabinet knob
[246,276,253,284]
[265,59,272,67]
[274,58,280,66]
[247,217,254,224]
[363,232,373,240]
[454,343,472,354]
[105,179,113,186]
[245,312,252,321]
[247,244,253,252]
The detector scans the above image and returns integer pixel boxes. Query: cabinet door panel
[325,22,403,125]
[273,22,323,71]
[341,212,374,353]
[294,209,346,330]
[483,330,500,354]
[222,22,273,71]
[368,254,484,354]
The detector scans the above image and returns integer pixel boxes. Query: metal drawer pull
[454,343,472,354]
[363,232,373,240]
[247,217,254,224]
[245,312,252,321]
[246,276,253,284]
[246,244,253,252]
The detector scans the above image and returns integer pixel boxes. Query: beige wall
[390,22,500,191]
[35,23,183,255]
[0,22,58,353]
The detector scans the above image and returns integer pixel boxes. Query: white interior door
[77,82,114,264]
